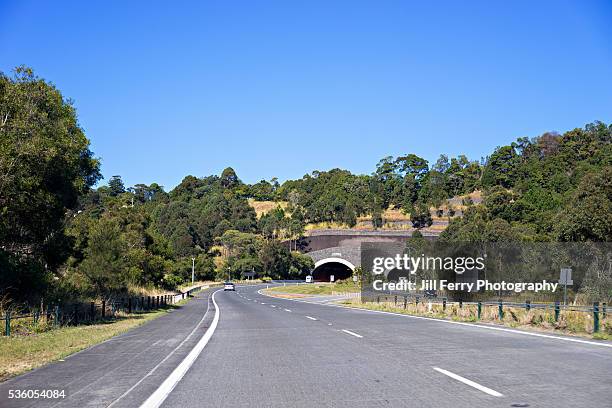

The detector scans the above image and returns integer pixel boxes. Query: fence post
[34,310,39,327]
[128,297,132,314]
[554,301,560,322]
[90,302,95,320]
[498,300,503,320]
[54,306,60,328]
[377,296,380,304]
[394,295,397,306]
[102,300,106,319]
[459,299,463,309]
[477,302,482,320]
[415,297,419,307]
[593,302,600,333]
[442,298,447,311]
[5,311,10,336]
[74,304,78,325]
[403,296,407,309]
[147,296,151,310]
[526,300,531,312]
[603,302,607,319]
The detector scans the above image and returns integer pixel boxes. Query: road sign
[560,268,573,285]
[330,275,335,282]
[560,267,573,306]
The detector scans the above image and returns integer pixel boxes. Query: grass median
[266,280,360,295]
[0,299,193,382]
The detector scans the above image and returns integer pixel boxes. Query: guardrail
[1,285,211,337]
[363,293,608,333]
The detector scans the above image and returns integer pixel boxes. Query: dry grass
[0,307,176,381]
[340,298,612,340]
[248,199,288,218]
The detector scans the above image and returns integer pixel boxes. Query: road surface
[1,284,611,407]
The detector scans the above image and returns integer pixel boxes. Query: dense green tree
[0,67,101,301]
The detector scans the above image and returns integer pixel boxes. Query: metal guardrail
[1,285,210,337]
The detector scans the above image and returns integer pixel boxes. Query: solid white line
[140,290,221,408]
[305,316,317,320]
[108,291,213,407]
[258,289,612,349]
[341,329,363,338]
[433,367,503,397]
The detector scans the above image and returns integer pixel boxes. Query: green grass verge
[266,280,360,295]
[0,303,188,382]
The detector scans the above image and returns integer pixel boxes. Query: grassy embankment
[265,282,612,340]
[248,191,482,233]
[0,297,194,382]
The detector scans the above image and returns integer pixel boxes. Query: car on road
[224,282,235,291]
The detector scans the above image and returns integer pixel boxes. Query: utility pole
[191,257,195,285]
[227,266,231,281]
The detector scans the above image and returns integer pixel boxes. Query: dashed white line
[284,309,291,312]
[341,329,363,338]
[433,367,503,397]
[305,316,317,321]
[270,305,276,308]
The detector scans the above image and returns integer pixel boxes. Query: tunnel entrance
[311,261,353,282]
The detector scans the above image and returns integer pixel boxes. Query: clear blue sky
[1,1,611,190]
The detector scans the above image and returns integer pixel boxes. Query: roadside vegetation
[0,303,186,381]
[339,298,612,340]
[266,279,360,295]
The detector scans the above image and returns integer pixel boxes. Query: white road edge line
[139,289,222,408]
[341,329,363,338]
[108,291,213,407]
[305,316,317,320]
[433,367,503,397]
[257,289,612,349]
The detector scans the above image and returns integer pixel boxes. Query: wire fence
[0,284,218,337]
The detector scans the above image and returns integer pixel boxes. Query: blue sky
[1,1,611,190]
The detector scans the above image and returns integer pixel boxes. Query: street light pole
[191,257,195,285]
[227,266,231,281]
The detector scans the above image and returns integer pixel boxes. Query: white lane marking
[270,305,276,308]
[284,309,291,312]
[108,292,214,407]
[328,323,332,326]
[433,367,503,397]
[341,329,363,338]
[258,290,612,349]
[305,316,317,321]
[140,290,221,408]
[260,302,266,305]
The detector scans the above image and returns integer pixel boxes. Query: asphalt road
[1,284,611,408]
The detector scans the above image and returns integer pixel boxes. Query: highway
[1,284,611,407]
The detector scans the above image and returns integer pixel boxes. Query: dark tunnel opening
[311,262,353,282]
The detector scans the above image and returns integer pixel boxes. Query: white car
[224,282,235,291]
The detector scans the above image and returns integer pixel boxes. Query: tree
[410,203,433,228]
[0,67,101,300]
[79,218,128,297]
[556,167,612,241]
[108,175,125,196]
[220,167,240,189]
